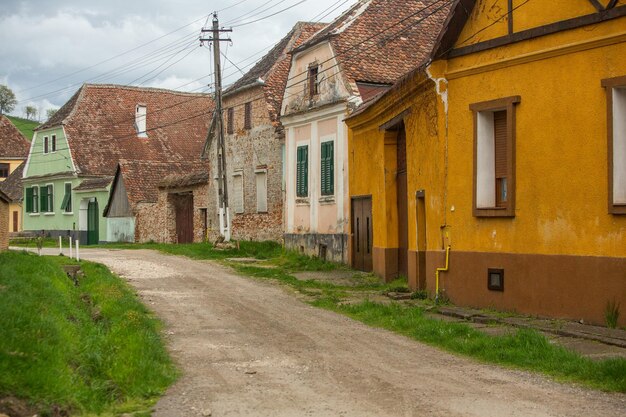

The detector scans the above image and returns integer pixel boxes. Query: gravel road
[33,248,626,416]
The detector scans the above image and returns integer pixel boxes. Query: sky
[0,0,356,120]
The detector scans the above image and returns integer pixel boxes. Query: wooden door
[397,125,408,277]
[87,200,99,245]
[12,211,18,232]
[175,194,194,244]
[352,197,373,272]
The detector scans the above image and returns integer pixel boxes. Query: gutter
[223,80,265,99]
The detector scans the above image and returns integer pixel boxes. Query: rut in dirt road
[70,248,625,417]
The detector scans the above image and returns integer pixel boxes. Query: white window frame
[232,170,244,214]
[51,134,57,153]
[43,136,49,154]
[255,168,268,213]
[44,183,55,215]
[62,182,73,214]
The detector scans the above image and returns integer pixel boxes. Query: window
[320,140,334,195]
[135,104,148,137]
[308,64,319,97]
[602,76,626,214]
[227,107,234,134]
[61,182,72,213]
[296,145,309,197]
[0,163,9,178]
[51,135,57,152]
[43,136,49,154]
[26,186,39,213]
[470,96,520,217]
[233,171,244,214]
[244,102,252,130]
[40,184,53,213]
[256,169,267,213]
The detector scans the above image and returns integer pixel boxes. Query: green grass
[0,251,177,415]
[6,115,39,140]
[312,300,626,393]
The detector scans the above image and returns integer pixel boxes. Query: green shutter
[25,187,33,213]
[321,141,334,195]
[296,145,308,197]
[62,183,72,212]
[40,186,48,213]
[60,192,70,212]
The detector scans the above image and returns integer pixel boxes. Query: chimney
[135,104,147,137]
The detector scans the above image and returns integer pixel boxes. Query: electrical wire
[231,0,309,28]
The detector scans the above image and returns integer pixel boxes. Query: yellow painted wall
[0,158,25,233]
[437,15,626,258]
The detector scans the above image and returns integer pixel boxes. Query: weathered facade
[0,116,30,233]
[204,22,324,242]
[281,0,451,263]
[347,0,626,326]
[104,160,209,243]
[22,84,212,243]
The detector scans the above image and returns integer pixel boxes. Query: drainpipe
[435,245,451,303]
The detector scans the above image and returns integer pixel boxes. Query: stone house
[0,115,30,233]
[203,21,325,242]
[22,84,212,244]
[104,160,209,243]
[0,189,9,250]
[280,0,451,263]
[346,0,626,326]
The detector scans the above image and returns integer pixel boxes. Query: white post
[76,240,80,262]
[59,236,62,255]
[69,237,73,259]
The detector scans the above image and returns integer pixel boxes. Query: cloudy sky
[0,0,355,119]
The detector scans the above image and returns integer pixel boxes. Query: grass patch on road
[0,251,177,416]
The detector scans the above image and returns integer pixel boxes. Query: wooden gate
[12,211,18,232]
[87,199,99,245]
[352,196,373,272]
[175,194,194,244]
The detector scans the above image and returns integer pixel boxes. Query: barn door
[352,197,373,272]
[87,199,99,245]
[175,194,194,244]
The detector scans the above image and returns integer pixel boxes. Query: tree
[46,108,58,120]
[0,85,17,115]
[24,105,37,121]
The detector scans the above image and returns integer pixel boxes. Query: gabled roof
[225,21,326,120]
[0,115,31,159]
[430,0,476,58]
[294,0,451,85]
[106,159,208,215]
[36,84,214,176]
[74,177,113,191]
[0,162,25,202]
[0,188,9,204]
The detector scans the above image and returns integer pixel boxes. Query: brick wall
[207,86,284,242]
[135,184,209,243]
[0,198,8,250]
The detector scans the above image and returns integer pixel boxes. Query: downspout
[435,245,451,303]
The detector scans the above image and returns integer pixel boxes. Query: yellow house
[0,115,30,233]
[347,0,626,327]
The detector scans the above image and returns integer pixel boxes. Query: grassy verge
[0,251,177,416]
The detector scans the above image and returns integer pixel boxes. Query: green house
[22,84,212,243]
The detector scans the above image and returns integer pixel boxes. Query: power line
[231,0,309,28]
[224,0,286,25]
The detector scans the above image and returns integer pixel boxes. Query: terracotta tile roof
[225,22,326,121]
[37,84,214,176]
[0,162,25,202]
[73,177,113,191]
[117,159,208,207]
[295,0,451,86]
[0,115,30,158]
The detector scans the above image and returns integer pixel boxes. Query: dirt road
[38,248,626,416]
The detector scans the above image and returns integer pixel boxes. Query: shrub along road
[29,247,626,416]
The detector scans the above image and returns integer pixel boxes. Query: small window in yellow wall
[470,96,520,218]
[602,75,626,215]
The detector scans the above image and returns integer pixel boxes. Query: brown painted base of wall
[371,248,626,327]
[372,247,398,282]
[427,250,626,327]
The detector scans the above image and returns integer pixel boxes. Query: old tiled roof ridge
[0,115,32,158]
[293,0,452,87]
[40,84,213,177]
[0,162,25,202]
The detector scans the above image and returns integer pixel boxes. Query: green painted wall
[25,127,74,177]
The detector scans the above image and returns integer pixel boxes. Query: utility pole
[201,12,232,241]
